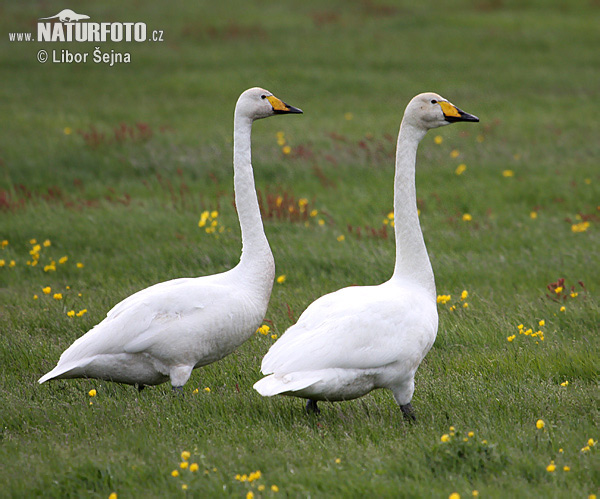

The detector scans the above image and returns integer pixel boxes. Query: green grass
[1,0,599,497]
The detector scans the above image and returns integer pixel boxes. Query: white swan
[39,87,302,390]
[253,93,478,417]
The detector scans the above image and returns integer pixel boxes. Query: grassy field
[1,0,599,497]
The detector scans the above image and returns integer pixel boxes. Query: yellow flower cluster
[276,274,286,284]
[256,324,271,335]
[581,438,597,453]
[0,241,17,268]
[455,163,467,175]
[571,221,590,233]
[276,131,293,155]
[440,426,477,444]
[1,238,83,272]
[170,450,202,489]
[437,290,469,311]
[235,470,261,482]
[198,210,223,235]
[382,211,395,227]
[509,320,546,344]
[256,323,278,340]
[502,169,515,177]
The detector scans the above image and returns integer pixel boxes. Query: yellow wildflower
[181,484,188,490]
[271,485,279,492]
[282,145,292,155]
[344,112,353,121]
[9,260,15,267]
[462,302,469,309]
[588,438,597,447]
[76,262,84,268]
[468,431,474,437]
[180,462,189,469]
[67,310,75,317]
[277,136,286,146]
[335,458,341,464]
[462,213,472,221]
[581,446,590,453]
[171,470,179,477]
[276,275,286,284]
[76,309,88,317]
[563,466,570,472]
[88,389,97,397]
[434,135,443,144]
[310,209,318,217]
[271,334,278,339]
[536,419,545,429]
[441,434,450,442]
[59,256,68,264]
[337,234,345,242]
[189,463,199,472]
[33,295,39,300]
[546,462,556,472]
[204,387,211,393]
[502,170,514,177]
[258,485,266,491]
[472,491,479,497]
[43,239,51,247]
[507,335,516,342]
[29,239,37,245]
[53,293,63,300]
[461,290,468,300]
[555,286,563,294]
[192,388,199,394]
[181,451,190,461]
[1,240,8,248]
[570,292,578,298]
[530,211,538,219]
[571,221,590,233]
[455,164,466,175]
[560,306,566,312]
[450,149,459,158]
[246,492,254,499]
[436,295,451,305]
[449,493,460,499]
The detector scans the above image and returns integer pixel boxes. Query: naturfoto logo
[37,8,147,43]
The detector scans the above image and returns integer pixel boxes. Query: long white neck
[390,120,435,298]
[232,112,274,288]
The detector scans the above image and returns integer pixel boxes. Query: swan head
[404,92,479,130]
[236,87,303,121]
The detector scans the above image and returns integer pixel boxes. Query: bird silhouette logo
[39,9,90,22]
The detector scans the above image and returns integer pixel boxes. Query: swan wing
[54,274,242,366]
[261,284,437,374]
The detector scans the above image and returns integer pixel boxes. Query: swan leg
[306,399,320,414]
[400,403,416,422]
[169,365,194,389]
[172,385,185,395]
[137,383,146,392]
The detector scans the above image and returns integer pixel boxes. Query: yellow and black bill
[439,101,479,123]
[267,95,303,114]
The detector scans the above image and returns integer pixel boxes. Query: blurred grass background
[1,0,599,497]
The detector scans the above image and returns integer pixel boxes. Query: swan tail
[38,360,89,384]
[253,373,320,397]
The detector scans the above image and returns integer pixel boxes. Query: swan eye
[431,99,437,104]
[260,95,267,100]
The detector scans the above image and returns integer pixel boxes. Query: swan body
[39,87,302,389]
[254,93,478,415]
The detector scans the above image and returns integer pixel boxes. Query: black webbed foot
[400,403,416,422]
[306,399,320,414]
